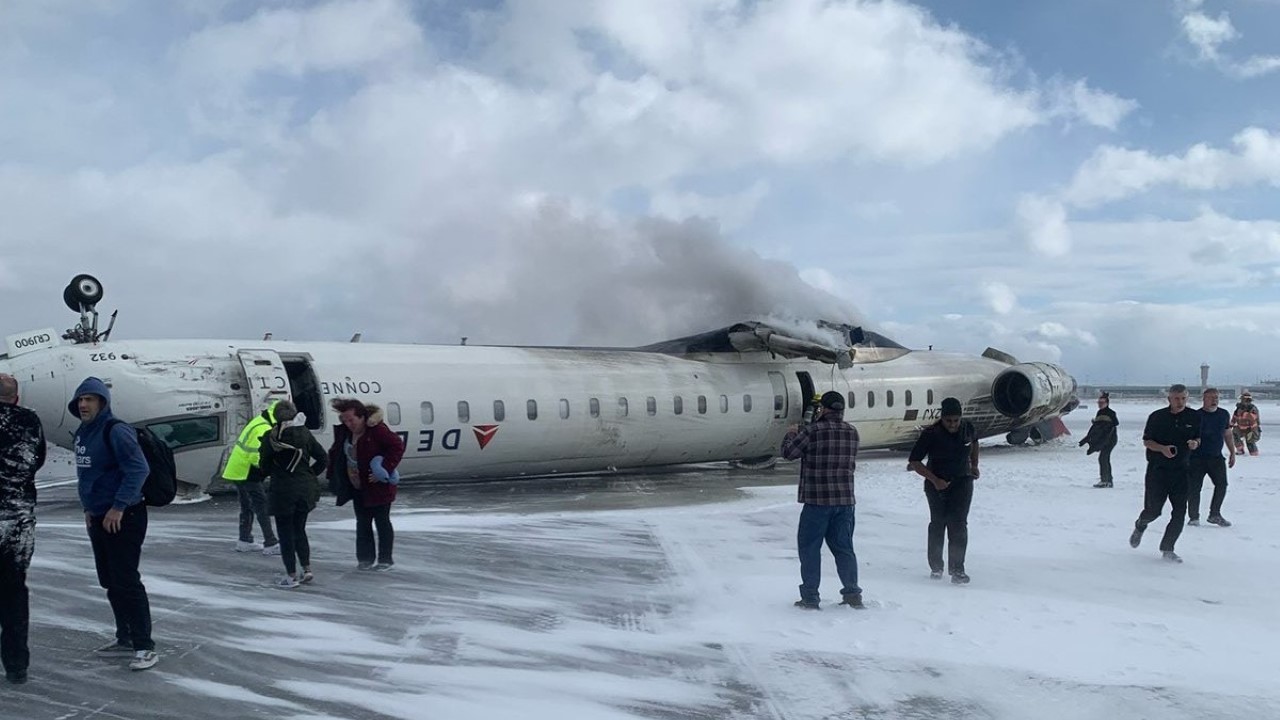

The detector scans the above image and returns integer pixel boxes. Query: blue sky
[2,0,1279,386]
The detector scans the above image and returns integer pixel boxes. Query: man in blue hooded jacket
[69,377,158,671]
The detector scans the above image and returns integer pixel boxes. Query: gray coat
[0,402,46,571]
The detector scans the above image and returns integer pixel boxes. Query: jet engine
[990,361,1077,419]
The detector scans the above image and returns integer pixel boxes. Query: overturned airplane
[2,275,1077,498]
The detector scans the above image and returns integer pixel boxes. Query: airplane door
[236,349,292,418]
[768,371,788,420]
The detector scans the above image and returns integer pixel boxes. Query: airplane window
[886,390,894,408]
[698,395,707,414]
[743,394,752,412]
[847,391,856,409]
[387,402,402,426]
[589,397,600,418]
[493,400,505,422]
[147,416,220,450]
[527,400,538,420]
[674,396,684,415]
[905,390,913,407]
[421,402,434,425]
[719,395,729,413]
[773,395,783,412]
[559,399,570,419]
[647,396,657,416]
[928,389,934,405]
[618,397,629,417]
[867,391,876,408]
[457,401,470,424]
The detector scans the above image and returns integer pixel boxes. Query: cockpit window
[147,416,221,450]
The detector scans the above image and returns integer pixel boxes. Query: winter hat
[940,397,963,417]
[820,391,845,411]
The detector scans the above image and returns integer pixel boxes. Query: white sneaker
[262,543,282,556]
[274,574,300,589]
[129,650,158,671]
[94,640,134,655]
[235,541,261,553]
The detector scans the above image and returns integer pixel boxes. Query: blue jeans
[797,504,860,604]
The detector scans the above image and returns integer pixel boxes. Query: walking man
[1188,388,1234,527]
[70,377,158,670]
[0,374,45,684]
[1129,384,1201,563]
[1231,391,1261,457]
[1079,391,1118,488]
[909,397,979,584]
[222,401,283,555]
[780,391,863,610]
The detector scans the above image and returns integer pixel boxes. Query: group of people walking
[1082,385,1257,562]
[0,373,405,681]
[780,392,979,610]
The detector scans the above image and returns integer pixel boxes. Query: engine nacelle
[990,362,1077,419]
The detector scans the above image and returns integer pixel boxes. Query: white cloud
[981,282,1018,315]
[1015,194,1072,256]
[1044,78,1139,131]
[1062,126,1280,208]
[649,181,771,232]
[1177,2,1280,78]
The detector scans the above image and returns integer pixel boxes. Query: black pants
[88,505,154,651]
[1187,455,1228,520]
[0,557,30,676]
[1097,438,1116,483]
[924,478,973,574]
[1135,465,1188,552]
[352,496,394,565]
[273,505,312,576]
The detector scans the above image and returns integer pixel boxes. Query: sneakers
[929,570,944,580]
[1093,480,1113,488]
[94,640,134,656]
[357,561,375,571]
[793,600,821,611]
[839,593,866,609]
[262,543,282,556]
[373,562,395,571]
[1162,551,1183,563]
[274,574,300,589]
[1187,518,1200,526]
[1207,514,1232,527]
[950,572,971,585]
[5,670,27,684]
[235,540,262,553]
[1129,526,1145,548]
[128,650,158,671]
[299,569,314,584]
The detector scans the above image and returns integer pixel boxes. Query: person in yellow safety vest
[223,401,282,555]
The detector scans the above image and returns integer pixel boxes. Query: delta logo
[473,424,499,449]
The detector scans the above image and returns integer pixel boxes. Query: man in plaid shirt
[781,391,863,610]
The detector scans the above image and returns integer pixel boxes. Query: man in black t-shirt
[908,397,979,584]
[1129,384,1202,562]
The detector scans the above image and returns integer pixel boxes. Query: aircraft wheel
[65,274,104,309]
[1006,429,1030,446]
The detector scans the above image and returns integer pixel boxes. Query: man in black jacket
[1130,384,1201,562]
[0,374,46,684]
[1079,392,1118,488]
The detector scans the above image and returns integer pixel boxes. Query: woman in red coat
[327,398,405,570]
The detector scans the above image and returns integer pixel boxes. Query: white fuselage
[2,338,1073,493]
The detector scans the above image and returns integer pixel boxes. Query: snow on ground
[17,400,1280,719]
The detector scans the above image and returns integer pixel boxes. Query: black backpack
[104,419,179,507]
